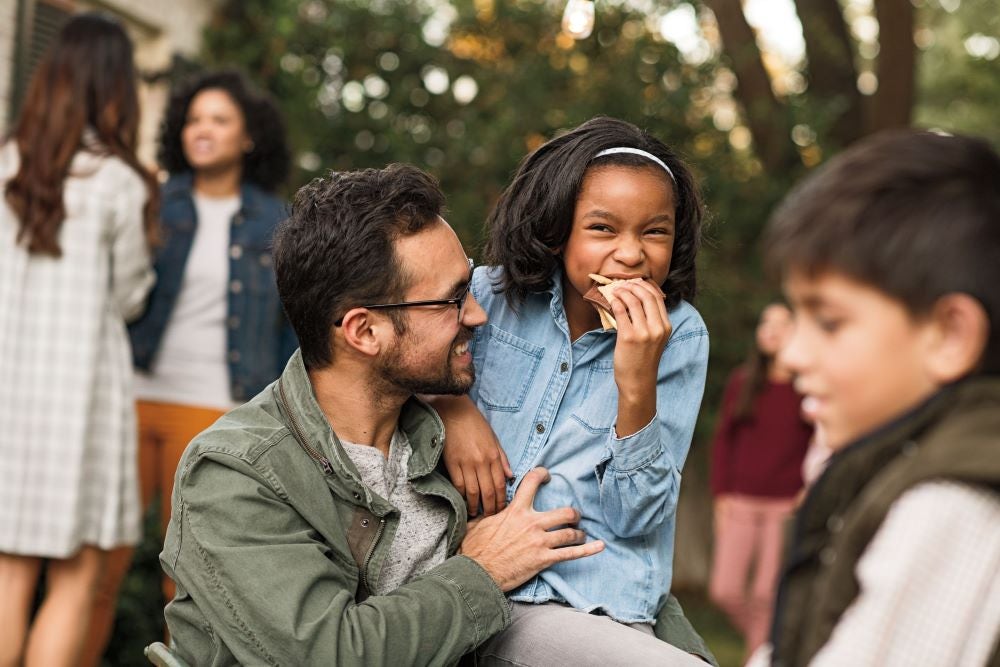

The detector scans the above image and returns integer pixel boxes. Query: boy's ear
[925,293,989,383]
[337,308,389,358]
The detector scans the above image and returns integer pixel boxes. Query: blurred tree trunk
[869,0,916,131]
[793,0,864,146]
[701,0,799,173]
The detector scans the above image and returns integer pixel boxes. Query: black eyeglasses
[334,257,474,327]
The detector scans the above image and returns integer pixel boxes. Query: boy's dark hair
[273,164,446,369]
[159,69,290,192]
[483,116,703,309]
[765,129,1000,374]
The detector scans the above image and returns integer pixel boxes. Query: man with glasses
[159,164,604,665]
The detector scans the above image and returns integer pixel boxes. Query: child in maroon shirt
[708,303,813,657]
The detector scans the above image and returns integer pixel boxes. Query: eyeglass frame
[333,257,474,327]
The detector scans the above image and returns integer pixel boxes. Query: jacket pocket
[476,325,544,412]
[571,361,618,434]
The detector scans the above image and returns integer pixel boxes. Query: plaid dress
[0,142,154,557]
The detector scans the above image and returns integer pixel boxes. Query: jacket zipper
[278,378,334,475]
[360,517,386,594]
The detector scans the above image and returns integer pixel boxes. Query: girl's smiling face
[560,164,676,335]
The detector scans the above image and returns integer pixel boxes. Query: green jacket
[162,351,716,666]
[769,377,1000,667]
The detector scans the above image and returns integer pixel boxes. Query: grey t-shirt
[340,429,450,594]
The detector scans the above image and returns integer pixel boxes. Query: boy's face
[780,270,940,451]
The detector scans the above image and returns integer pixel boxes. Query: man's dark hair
[273,164,446,369]
[483,116,703,309]
[764,129,1000,374]
[159,69,290,192]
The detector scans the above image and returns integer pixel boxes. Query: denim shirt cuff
[607,415,668,471]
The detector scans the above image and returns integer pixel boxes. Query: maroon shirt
[709,367,813,498]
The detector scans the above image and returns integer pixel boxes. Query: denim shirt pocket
[571,360,618,434]
[476,325,544,412]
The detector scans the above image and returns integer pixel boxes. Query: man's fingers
[536,505,581,531]
[548,540,605,564]
[508,467,550,509]
[546,527,586,548]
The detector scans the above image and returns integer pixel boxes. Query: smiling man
[159,164,605,666]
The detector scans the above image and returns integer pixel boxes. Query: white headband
[593,147,676,184]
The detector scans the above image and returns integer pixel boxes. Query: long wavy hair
[158,70,290,192]
[4,13,158,256]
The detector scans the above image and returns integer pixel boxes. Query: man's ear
[337,308,388,358]
[925,293,989,383]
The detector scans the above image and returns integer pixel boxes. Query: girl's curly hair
[158,70,289,192]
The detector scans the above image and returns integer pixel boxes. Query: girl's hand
[607,281,672,435]
[431,394,513,516]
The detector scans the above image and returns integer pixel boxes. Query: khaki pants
[82,401,226,667]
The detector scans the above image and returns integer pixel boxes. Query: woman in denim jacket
[433,117,711,665]
[84,70,296,665]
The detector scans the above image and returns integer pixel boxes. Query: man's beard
[375,328,476,397]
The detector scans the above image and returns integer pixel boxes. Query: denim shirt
[468,266,709,623]
[129,173,297,402]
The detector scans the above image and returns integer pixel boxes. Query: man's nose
[462,292,488,327]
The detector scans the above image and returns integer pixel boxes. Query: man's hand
[459,468,605,591]
[432,394,513,516]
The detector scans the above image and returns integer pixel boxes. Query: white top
[0,141,154,556]
[134,193,240,411]
[340,430,450,595]
[748,480,1000,667]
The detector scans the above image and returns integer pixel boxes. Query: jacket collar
[277,351,448,488]
[162,171,268,216]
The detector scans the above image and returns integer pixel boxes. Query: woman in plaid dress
[0,14,157,666]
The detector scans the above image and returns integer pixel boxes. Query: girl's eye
[588,224,614,233]
[645,227,672,236]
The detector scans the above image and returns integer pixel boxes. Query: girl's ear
[925,293,989,382]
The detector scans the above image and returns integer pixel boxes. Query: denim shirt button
[535,423,545,434]
[228,350,241,363]
[233,212,245,226]
[229,244,243,260]
[229,279,243,294]
[227,316,240,329]
[232,384,244,400]
[560,362,569,373]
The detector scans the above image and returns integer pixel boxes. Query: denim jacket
[129,173,296,402]
[468,266,709,623]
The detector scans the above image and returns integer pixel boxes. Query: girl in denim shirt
[434,117,709,664]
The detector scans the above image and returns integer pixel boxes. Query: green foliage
[915,0,1000,145]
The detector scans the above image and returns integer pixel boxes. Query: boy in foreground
[752,129,1000,667]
